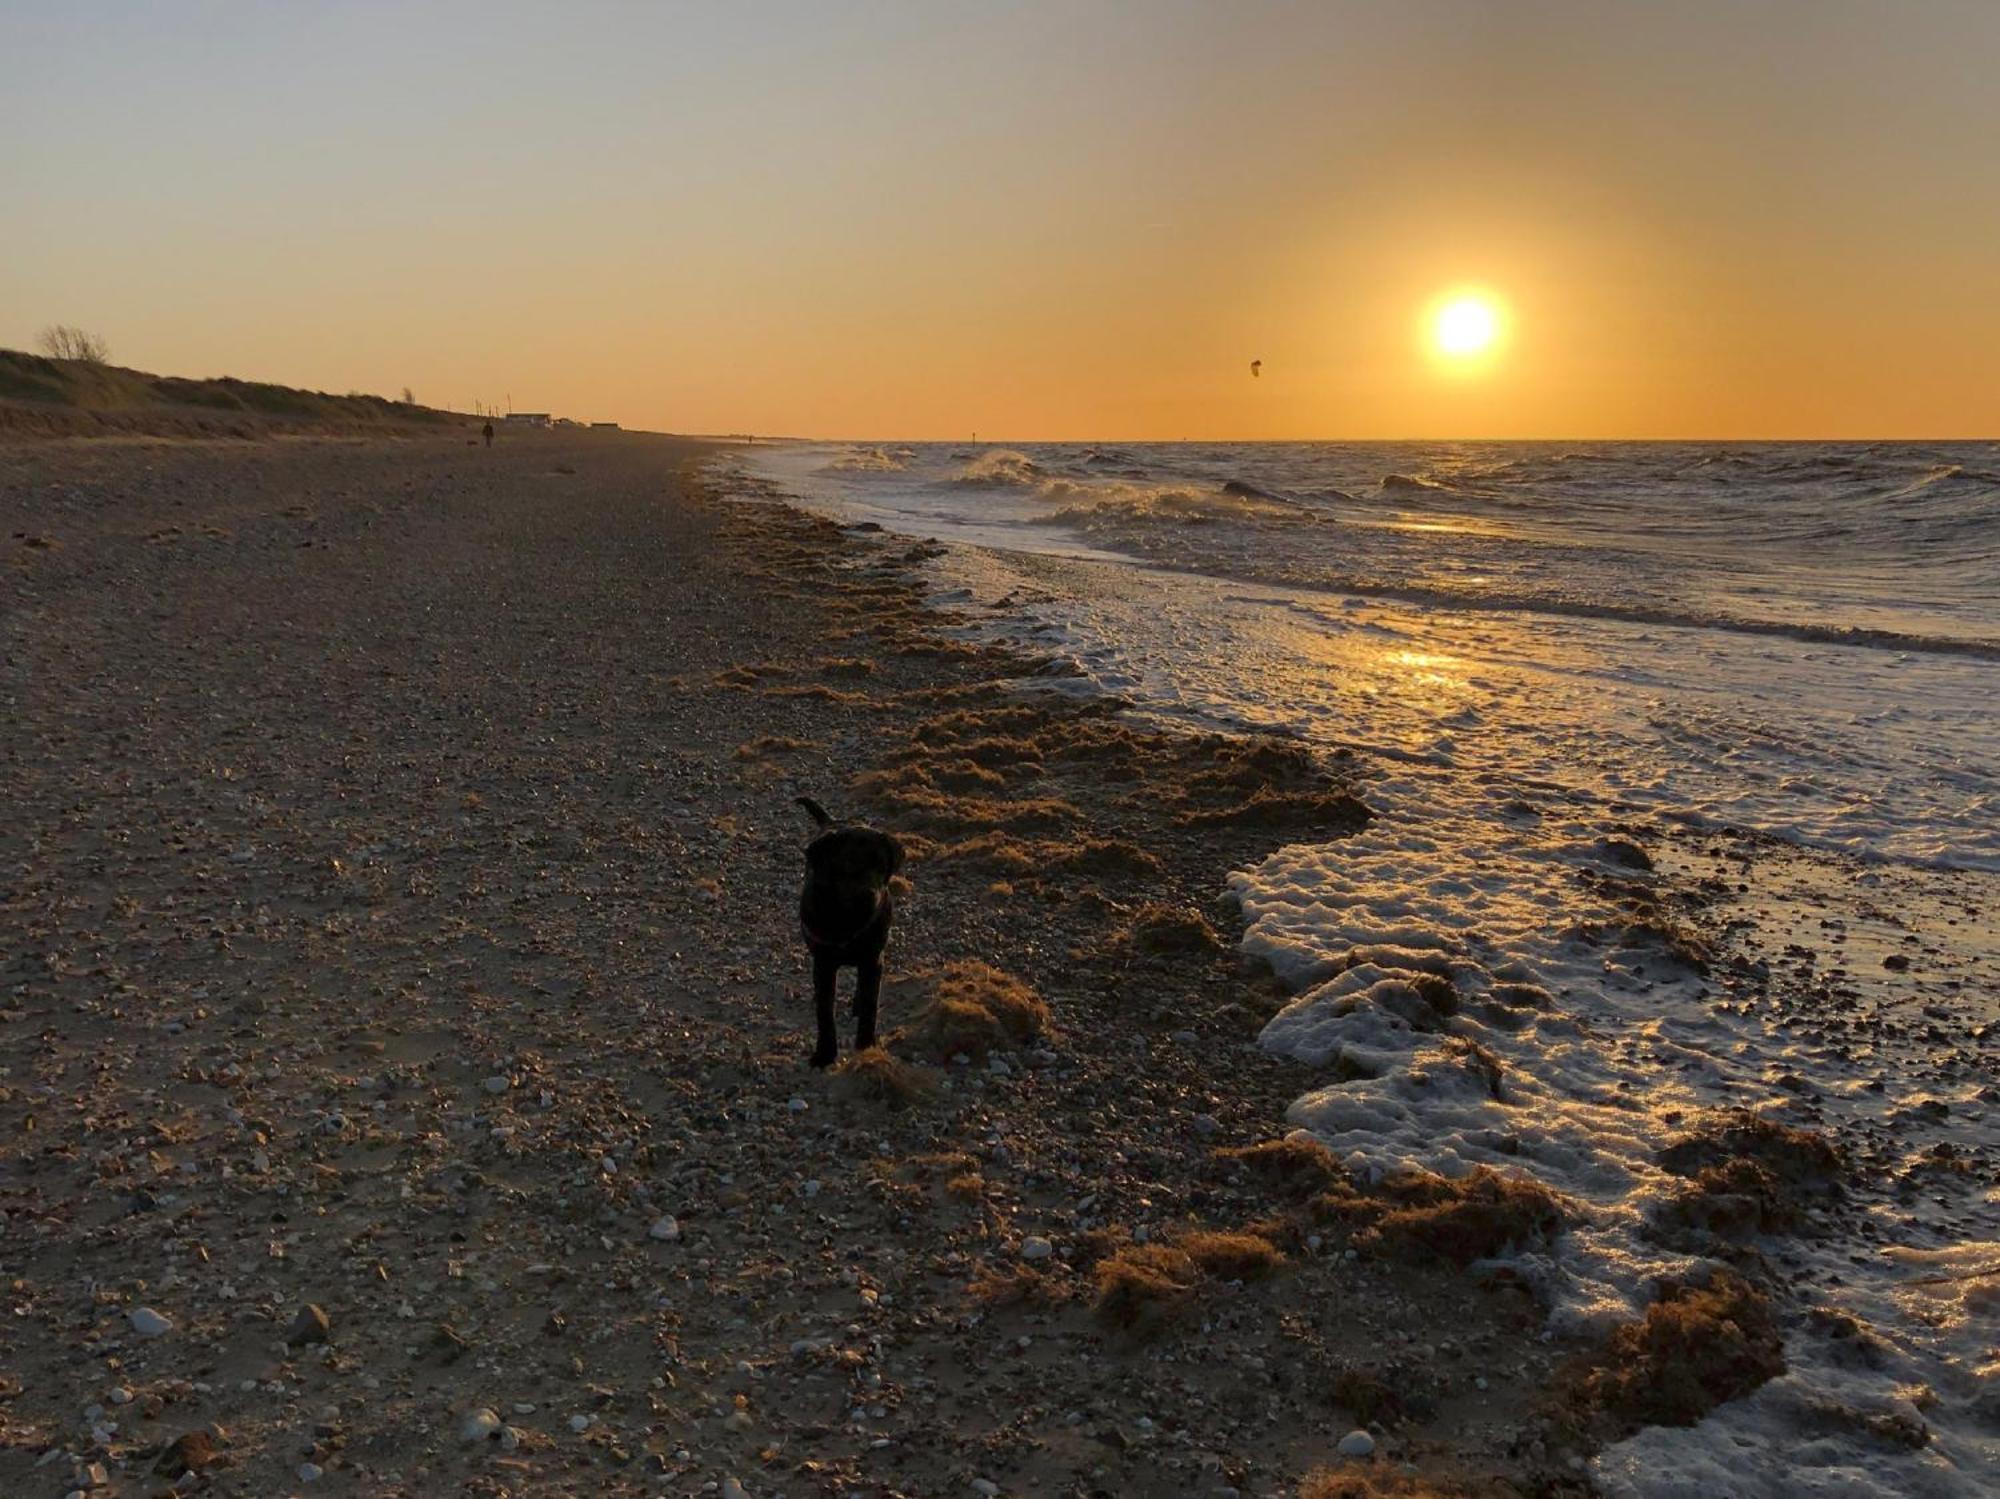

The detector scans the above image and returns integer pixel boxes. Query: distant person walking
[482,421,494,448]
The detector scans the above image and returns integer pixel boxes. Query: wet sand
[3,431,1630,1496]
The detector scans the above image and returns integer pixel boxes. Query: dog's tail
[794,795,834,829]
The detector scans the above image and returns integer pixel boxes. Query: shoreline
[3,431,1590,1497]
[7,429,1984,1497]
[737,451,2000,1497]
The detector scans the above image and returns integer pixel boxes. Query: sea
[728,440,2000,1497]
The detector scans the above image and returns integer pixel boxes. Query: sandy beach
[11,8,2000,1496]
[2,431,1621,1498]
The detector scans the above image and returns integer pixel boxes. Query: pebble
[1337,1429,1376,1458]
[1019,1236,1054,1261]
[483,1075,510,1094]
[972,1481,1001,1497]
[129,1306,173,1338]
[649,1215,682,1241]
[568,1413,592,1433]
[1192,1114,1221,1137]
[461,1408,503,1442]
[287,1303,332,1345]
[298,1461,324,1482]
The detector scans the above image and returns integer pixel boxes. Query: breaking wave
[820,445,913,473]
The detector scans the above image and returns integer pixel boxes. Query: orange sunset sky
[6,2,1999,440]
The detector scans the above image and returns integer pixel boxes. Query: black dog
[795,796,904,1067]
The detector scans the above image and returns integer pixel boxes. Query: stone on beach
[461,1408,503,1442]
[286,1302,332,1345]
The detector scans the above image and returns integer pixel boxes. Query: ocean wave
[1221,477,1292,504]
[1880,462,2000,500]
[1118,560,2000,659]
[766,438,2000,649]
[1046,484,1303,530]
[820,445,913,474]
[946,448,1045,487]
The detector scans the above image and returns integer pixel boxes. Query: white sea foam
[723,441,2000,1494]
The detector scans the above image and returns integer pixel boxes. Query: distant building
[590,421,620,430]
[503,412,552,429]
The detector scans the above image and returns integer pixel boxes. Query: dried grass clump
[1181,734,1324,788]
[916,735,1044,770]
[734,734,808,760]
[912,704,1065,746]
[1656,1109,1845,1188]
[900,961,1051,1059]
[1047,838,1162,880]
[764,683,874,705]
[1175,789,1373,834]
[1650,1109,1845,1246]
[1299,1472,1464,1499]
[1651,1159,1800,1245]
[1620,914,1714,972]
[905,757,1008,793]
[1179,1229,1286,1280]
[1119,901,1223,955]
[929,834,1040,876]
[893,638,993,662]
[1215,1136,1344,1200]
[813,656,876,677]
[1562,1270,1784,1433]
[927,834,1162,883]
[968,1262,1071,1307]
[1095,1243,1200,1329]
[1360,1167,1570,1267]
[829,1049,937,1108]
[713,662,789,687]
[878,791,1081,837]
[1094,1227,1285,1330]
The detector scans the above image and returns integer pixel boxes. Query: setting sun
[1427,290,1507,369]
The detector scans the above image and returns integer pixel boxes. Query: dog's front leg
[811,951,840,1068]
[853,957,882,1053]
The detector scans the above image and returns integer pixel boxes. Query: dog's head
[803,825,904,892]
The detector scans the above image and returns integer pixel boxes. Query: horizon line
[723,433,2000,445]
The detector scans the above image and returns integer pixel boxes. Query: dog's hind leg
[853,957,882,1053]
[811,952,840,1068]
